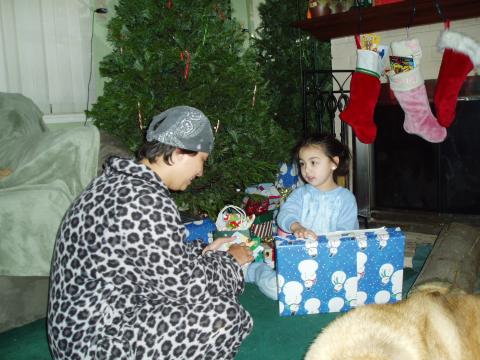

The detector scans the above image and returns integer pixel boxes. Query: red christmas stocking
[389,38,446,143]
[340,50,382,144]
[434,30,480,128]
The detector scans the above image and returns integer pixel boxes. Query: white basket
[215,205,255,231]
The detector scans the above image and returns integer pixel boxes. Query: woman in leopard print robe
[47,107,254,359]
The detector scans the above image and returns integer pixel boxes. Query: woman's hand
[291,222,317,240]
[202,236,232,255]
[227,244,254,266]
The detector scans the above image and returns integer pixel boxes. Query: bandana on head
[146,106,214,153]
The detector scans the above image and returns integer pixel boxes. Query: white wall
[332,18,480,82]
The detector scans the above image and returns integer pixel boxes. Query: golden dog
[305,283,480,360]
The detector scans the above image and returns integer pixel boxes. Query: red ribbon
[180,50,190,80]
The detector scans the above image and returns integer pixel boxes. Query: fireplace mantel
[293,0,480,42]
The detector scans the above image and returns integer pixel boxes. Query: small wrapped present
[242,194,270,216]
[250,211,274,241]
[275,162,304,190]
[245,183,281,211]
[184,218,217,244]
[276,227,405,316]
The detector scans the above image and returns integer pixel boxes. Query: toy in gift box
[276,227,405,316]
[184,218,217,244]
[245,183,281,211]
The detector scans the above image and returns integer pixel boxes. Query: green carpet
[0,246,428,360]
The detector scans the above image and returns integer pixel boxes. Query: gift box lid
[276,227,403,247]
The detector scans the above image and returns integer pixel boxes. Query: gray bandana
[146,106,214,153]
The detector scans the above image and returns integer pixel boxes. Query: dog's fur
[305,283,480,360]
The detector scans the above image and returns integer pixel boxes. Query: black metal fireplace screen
[302,71,480,216]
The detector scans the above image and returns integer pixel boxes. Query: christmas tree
[89,0,294,216]
[255,0,332,136]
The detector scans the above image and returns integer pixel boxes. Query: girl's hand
[227,243,254,266]
[291,222,317,240]
[202,236,233,255]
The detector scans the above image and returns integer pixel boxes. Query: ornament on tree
[339,37,382,144]
[434,29,480,128]
[180,50,191,80]
[137,101,144,130]
[388,38,446,143]
[166,0,173,9]
[213,4,226,21]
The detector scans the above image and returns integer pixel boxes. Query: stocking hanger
[354,1,363,50]
[405,0,416,39]
[434,0,450,29]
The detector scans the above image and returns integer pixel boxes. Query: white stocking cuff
[356,49,381,78]
[439,30,480,66]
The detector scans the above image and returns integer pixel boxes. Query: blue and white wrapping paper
[276,227,405,316]
[184,218,217,244]
[275,162,304,190]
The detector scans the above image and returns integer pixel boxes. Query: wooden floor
[364,209,480,268]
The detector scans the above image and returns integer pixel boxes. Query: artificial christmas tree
[89,0,293,216]
[255,0,331,136]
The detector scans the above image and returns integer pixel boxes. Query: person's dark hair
[136,140,197,165]
[293,133,351,181]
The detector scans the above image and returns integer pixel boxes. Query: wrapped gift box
[245,183,281,211]
[184,218,217,244]
[276,227,405,316]
[250,211,274,241]
[275,162,303,190]
[242,194,270,216]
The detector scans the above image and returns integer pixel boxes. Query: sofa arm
[0,181,73,276]
[0,125,100,198]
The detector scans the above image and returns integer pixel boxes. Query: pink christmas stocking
[340,50,381,144]
[389,39,446,143]
[434,30,480,128]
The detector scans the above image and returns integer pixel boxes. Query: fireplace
[354,76,480,217]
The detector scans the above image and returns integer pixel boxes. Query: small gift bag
[214,205,255,239]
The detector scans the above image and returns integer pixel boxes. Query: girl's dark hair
[136,141,197,165]
[293,133,351,181]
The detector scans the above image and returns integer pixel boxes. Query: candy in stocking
[389,38,446,143]
[340,50,382,144]
[434,30,480,128]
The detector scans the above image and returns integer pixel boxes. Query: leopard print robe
[47,157,253,359]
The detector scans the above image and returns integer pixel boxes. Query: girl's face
[298,145,338,192]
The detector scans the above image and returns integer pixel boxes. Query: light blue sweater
[276,184,359,235]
